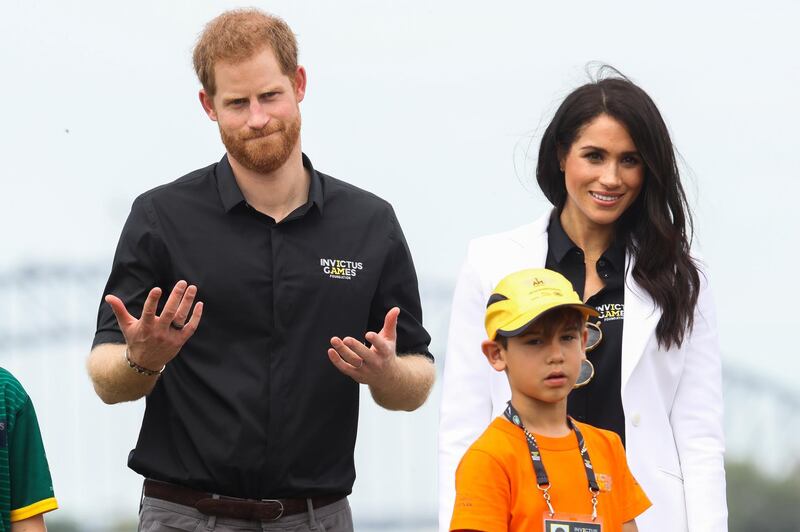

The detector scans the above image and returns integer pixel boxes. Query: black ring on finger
[170,321,185,330]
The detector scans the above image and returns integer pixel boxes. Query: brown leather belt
[143,479,345,521]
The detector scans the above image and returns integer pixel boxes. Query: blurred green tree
[727,460,800,532]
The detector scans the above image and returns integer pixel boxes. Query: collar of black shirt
[547,209,626,272]
[215,153,324,216]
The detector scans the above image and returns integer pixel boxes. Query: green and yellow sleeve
[8,397,57,522]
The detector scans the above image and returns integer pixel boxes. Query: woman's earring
[574,359,595,388]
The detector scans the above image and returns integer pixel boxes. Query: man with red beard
[87,9,434,531]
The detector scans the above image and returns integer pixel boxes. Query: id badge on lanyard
[544,515,603,531]
[503,402,603,532]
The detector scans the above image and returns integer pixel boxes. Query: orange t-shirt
[450,417,651,532]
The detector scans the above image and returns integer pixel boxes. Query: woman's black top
[545,213,627,445]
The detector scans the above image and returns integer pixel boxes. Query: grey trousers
[138,495,354,532]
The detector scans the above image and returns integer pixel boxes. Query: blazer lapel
[509,210,550,266]
[621,258,662,390]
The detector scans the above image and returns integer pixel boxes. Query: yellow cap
[485,268,599,340]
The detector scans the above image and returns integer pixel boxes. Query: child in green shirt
[0,368,57,531]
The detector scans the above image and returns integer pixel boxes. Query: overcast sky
[2,0,798,390]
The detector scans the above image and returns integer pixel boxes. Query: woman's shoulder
[465,211,551,264]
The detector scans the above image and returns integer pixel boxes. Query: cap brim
[495,302,599,338]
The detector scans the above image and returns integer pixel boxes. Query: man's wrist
[124,348,164,377]
[370,355,402,390]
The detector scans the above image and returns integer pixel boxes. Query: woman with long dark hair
[439,71,727,531]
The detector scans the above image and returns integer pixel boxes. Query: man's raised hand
[327,307,401,386]
[105,280,203,373]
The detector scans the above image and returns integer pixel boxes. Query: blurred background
[1,0,798,530]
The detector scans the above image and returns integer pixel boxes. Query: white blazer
[438,212,727,532]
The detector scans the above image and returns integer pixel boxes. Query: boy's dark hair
[495,307,585,348]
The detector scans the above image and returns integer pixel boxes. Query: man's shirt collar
[216,153,324,215]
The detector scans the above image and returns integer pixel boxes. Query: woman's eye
[584,152,602,162]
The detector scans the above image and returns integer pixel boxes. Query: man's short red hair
[193,9,298,97]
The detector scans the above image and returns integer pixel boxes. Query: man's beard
[220,114,301,174]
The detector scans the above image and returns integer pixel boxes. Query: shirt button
[631,413,641,427]
[601,272,609,279]
[598,259,606,267]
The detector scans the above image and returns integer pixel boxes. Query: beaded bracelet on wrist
[125,348,164,377]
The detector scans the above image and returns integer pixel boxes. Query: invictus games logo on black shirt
[320,258,363,280]
[597,303,624,321]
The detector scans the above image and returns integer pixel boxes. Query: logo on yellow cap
[485,268,599,340]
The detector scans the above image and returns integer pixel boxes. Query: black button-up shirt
[545,213,627,444]
[93,154,432,498]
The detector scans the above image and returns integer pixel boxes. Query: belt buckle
[261,498,284,520]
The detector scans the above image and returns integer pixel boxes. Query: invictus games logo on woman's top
[320,258,363,280]
[597,303,624,321]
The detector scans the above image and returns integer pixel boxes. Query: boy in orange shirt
[449,269,650,532]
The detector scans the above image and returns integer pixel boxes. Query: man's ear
[481,340,507,372]
[293,65,307,103]
[199,89,218,121]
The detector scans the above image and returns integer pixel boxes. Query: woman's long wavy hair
[537,70,699,350]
